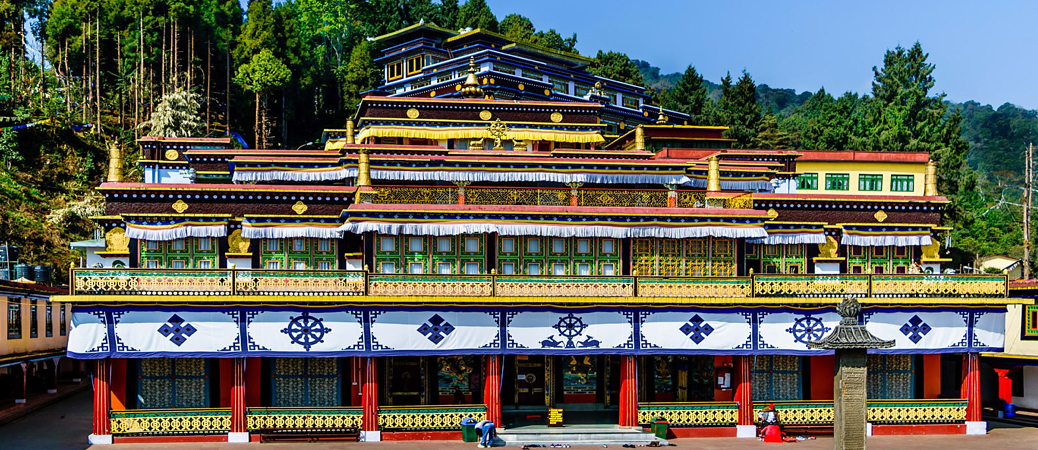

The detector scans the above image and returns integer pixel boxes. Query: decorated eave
[686,163,777,191]
[121,213,232,241]
[97,182,356,217]
[443,29,596,67]
[136,136,234,162]
[372,21,458,46]
[605,125,735,150]
[353,96,605,144]
[355,153,693,185]
[339,203,768,239]
[241,215,343,239]
[750,222,829,245]
[230,156,353,183]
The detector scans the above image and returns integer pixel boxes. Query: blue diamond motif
[417,314,455,345]
[679,314,714,345]
[900,315,931,344]
[157,314,197,347]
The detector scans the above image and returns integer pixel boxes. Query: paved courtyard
[1,391,1035,450]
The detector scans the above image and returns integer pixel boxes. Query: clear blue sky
[486,0,1036,109]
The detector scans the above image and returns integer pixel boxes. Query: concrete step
[496,426,667,446]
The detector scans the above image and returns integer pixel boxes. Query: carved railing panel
[870,275,1007,298]
[637,277,751,298]
[110,409,231,435]
[752,275,870,298]
[866,400,967,424]
[494,276,635,297]
[637,402,738,426]
[74,269,233,296]
[234,270,365,296]
[377,405,486,431]
[367,274,493,297]
[247,407,363,431]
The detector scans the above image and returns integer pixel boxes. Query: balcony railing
[749,399,968,426]
[70,269,1008,300]
[357,185,752,209]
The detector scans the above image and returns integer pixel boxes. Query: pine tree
[145,89,204,138]
[341,41,379,113]
[718,71,761,148]
[499,14,534,43]
[661,65,711,125]
[455,0,497,32]
[588,50,643,86]
[752,110,790,149]
[235,48,291,148]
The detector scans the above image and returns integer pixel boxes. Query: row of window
[797,173,915,192]
[6,299,66,340]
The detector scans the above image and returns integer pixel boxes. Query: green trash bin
[461,418,478,442]
[651,417,669,439]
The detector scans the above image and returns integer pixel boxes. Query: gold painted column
[345,119,355,144]
[634,125,645,151]
[107,144,123,182]
[357,149,372,187]
[707,156,721,192]
[923,160,937,196]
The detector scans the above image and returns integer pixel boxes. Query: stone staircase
[495,425,668,447]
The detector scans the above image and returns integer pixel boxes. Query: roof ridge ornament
[460,56,484,99]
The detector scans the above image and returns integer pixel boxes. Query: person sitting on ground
[475,418,496,448]
[757,403,779,439]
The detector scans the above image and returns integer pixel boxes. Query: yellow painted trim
[56,294,1026,306]
[138,160,189,165]
[120,213,234,218]
[980,353,1038,361]
[358,117,606,128]
[359,97,602,108]
[100,186,357,193]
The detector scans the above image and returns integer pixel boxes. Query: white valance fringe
[339,222,766,240]
[242,226,343,239]
[840,234,932,247]
[125,225,227,241]
[748,234,828,245]
[688,178,775,192]
[231,168,353,184]
[370,169,690,186]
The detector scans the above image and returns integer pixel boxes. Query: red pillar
[961,353,981,422]
[734,355,753,426]
[993,368,1013,407]
[91,359,111,439]
[483,355,502,426]
[230,358,247,434]
[619,355,638,427]
[361,357,380,438]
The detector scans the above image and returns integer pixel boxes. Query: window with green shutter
[825,173,850,191]
[859,174,883,191]
[797,173,818,190]
[890,175,915,192]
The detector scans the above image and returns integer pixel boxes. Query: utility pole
[1026,143,1033,279]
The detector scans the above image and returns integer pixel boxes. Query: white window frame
[198,238,212,251]
[293,238,306,252]
[318,261,332,271]
[576,238,590,254]
[576,263,590,275]
[408,237,424,252]
[317,239,331,252]
[437,262,453,274]
[380,261,396,273]
[464,237,479,253]
[292,261,307,271]
[527,238,540,253]
[266,260,281,270]
[464,262,480,274]
[436,237,452,252]
[527,263,541,275]
[266,239,280,252]
[409,262,424,274]
[552,263,566,275]
[601,263,615,276]
[601,239,615,254]
[551,238,565,254]
[197,260,212,269]
[500,237,516,253]
[501,262,515,275]
[171,239,185,251]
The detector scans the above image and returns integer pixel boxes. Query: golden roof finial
[656,108,667,124]
[460,56,484,99]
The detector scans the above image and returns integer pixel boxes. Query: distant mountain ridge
[634,60,813,115]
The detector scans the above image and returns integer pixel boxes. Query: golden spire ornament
[459,56,484,99]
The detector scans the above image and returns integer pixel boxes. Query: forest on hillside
[0,0,1035,273]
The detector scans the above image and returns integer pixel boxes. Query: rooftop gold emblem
[172,200,189,213]
[406,108,420,119]
[479,110,492,121]
[164,149,179,160]
[292,201,308,215]
[874,210,888,222]
[550,112,563,123]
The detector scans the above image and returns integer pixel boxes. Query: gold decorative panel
[550,112,563,123]
[874,210,888,222]
[367,274,493,297]
[164,149,179,161]
[479,110,492,121]
[406,108,420,119]
[172,200,189,213]
[105,227,130,253]
[227,229,251,255]
[292,201,308,215]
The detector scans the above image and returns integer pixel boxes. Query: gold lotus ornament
[874,210,888,222]
[172,200,189,213]
[292,201,308,215]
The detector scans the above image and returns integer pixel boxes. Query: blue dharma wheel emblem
[281,312,332,351]
[786,315,831,345]
[550,313,588,349]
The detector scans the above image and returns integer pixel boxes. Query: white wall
[1013,366,1038,409]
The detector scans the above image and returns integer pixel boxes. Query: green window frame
[751,355,803,401]
[797,173,818,190]
[7,300,20,339]
[825,173,850,191]
[859,174,883,192]
[890,175,915,192]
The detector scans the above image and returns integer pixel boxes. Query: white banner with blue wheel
[65,306,1005,358]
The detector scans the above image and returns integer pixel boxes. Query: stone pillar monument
[808,298,893,450]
